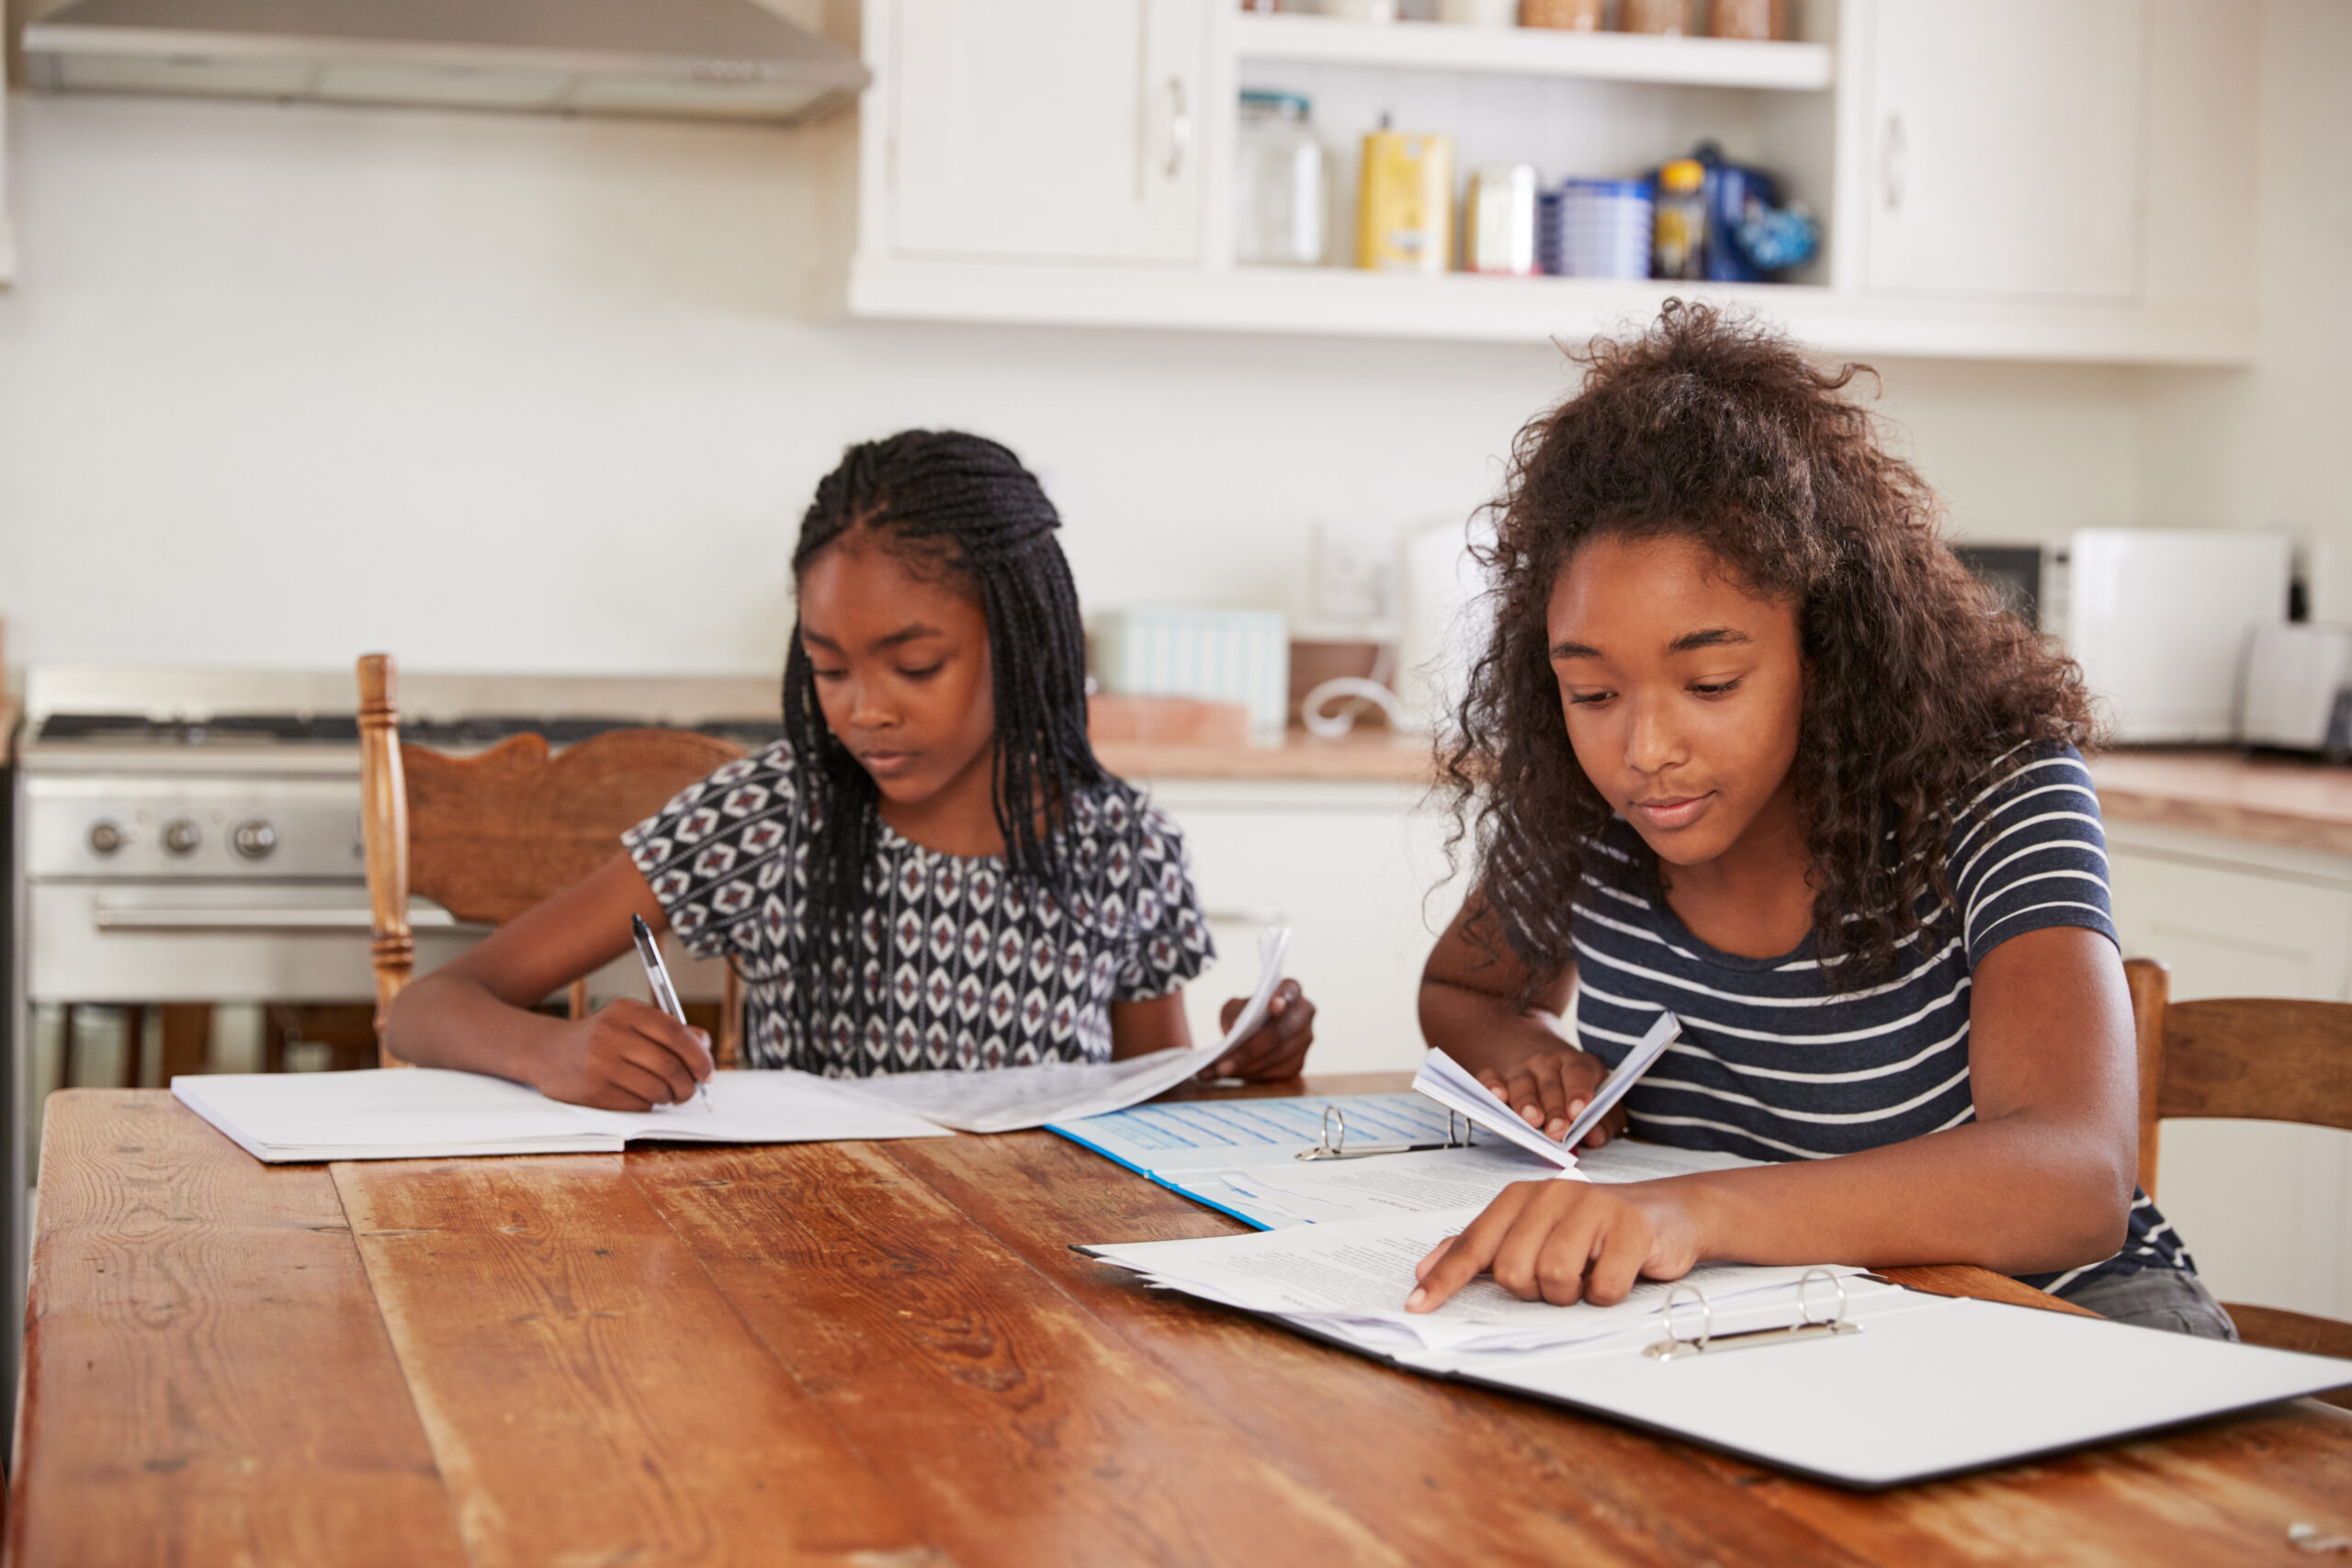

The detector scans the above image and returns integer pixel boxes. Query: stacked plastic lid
[1538,178,1655,279]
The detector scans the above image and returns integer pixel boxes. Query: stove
[6,663,786,1405]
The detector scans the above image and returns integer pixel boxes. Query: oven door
[26,881,729,1002]
[27,881,479,1002]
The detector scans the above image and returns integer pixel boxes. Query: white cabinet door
[1145,781,1462,1077]
[2108,849,2352,1003]
[2106,832,2352,1325]
[1864,0,2144,299]
[886,0,1207,265]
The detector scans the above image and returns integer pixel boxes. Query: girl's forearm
[1673,1112,2136,1277]
[384,972,570,1090]
[1418,980,1577,1079]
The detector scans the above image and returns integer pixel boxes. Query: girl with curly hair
[1407,304,2230,1338]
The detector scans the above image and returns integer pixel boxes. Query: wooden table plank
[629,1139,1410,1568]
[884,1128,1884,1568]
[8,1091,467,1568]
[333,1155,935,1568]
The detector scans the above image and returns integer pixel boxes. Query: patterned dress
[624,740,1214,1076]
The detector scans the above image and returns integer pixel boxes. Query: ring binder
[1297,1104,1472,1161]
[1646,1268,1861,1361]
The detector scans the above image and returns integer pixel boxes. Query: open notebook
[1080,1205,2352,1488]
[172,1066,952,1162]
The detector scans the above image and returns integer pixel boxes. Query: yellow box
[1357,130,1454,273]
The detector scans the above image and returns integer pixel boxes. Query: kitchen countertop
[1096,732,2352,858]
[2086,748,2352,859]
[1095,727,1438,784]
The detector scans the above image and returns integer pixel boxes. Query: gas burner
[691,720,788,749]
[38,713,359,744]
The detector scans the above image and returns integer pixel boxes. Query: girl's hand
[1476,1046,1627,1146]
[1406,1179,1705,1313]
[1206,980,1316,1081]
[536,998,713,1111]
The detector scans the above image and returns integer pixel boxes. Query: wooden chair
[358,653,748,1069]
[2127,956,2352,1403]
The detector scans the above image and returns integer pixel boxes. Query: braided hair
[782,430,1105,996]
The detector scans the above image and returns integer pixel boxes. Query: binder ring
[1314,1106,1346,1159]
[1660,1282,1713,1353]
[1796,1267,1849,1328]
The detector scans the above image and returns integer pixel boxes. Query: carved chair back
[357,653,746,1068]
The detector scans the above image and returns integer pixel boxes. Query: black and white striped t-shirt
[1567,743,2193,1299]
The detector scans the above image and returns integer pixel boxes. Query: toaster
[2239,623,2352,756]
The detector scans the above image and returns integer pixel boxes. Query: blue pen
[631,913,712,1112]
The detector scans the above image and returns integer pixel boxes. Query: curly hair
[1446,302,2098,989]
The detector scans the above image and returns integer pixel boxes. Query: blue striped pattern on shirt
[1566,743,2194,1299]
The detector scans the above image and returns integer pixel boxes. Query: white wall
[0,89,2143,679]
[2135,0,2352,616]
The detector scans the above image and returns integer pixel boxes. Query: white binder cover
[1420,1290,2352,1489]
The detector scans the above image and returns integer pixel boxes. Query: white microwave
[2064,529,2290,743]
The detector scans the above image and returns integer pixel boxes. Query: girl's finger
[1407,1185,1534,1311]
[1534,1213,1609,1307]
[1507,1072,1546,1126]
[1583,1223,1650,1306]
[1255,1038,1311,1080]
[1534,1066,1573,1137]
[1491,1189,1585,1302]
[1415,1234,1458,1280]
[603,1056,673,1111]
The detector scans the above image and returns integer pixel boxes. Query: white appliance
[1090,608,1291,737]
[2064,529,2290,743]
[2240,623,2352,753]
[1396,515,1496,731]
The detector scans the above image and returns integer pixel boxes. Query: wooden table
[12,1081,2351,1568]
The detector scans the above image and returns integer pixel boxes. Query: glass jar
[1620,0,1693,34]
[1235,91,1333,268]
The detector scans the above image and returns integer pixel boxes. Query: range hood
[21,0,869,125]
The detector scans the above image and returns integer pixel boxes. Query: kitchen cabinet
[868,0,1209,265]
[2106,822,2352,1325]
[1861,0,2142,299]
[2108,825,2352,1004]
[1145,778,1460,1076]
[847,0,2260,365]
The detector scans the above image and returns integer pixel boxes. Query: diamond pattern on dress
[622,738,1215,1076]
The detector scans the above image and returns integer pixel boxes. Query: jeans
[2060,1267,2239,1341]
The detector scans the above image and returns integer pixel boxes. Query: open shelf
[1229,12,1835,92]
[844,257,2254,367]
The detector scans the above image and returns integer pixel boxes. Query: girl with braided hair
[387,429,1315,1106]
[1406,305,2231,1339]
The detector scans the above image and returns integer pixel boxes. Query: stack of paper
[173,1066,953,1163]
[844,928,1291,1134]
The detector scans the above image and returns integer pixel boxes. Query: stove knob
[87,819,125,857]
[231,818,278,862]
[161,818,203,857]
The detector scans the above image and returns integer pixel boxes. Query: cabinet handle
[1883,113,1905,211]
[1164,76,1192,180]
